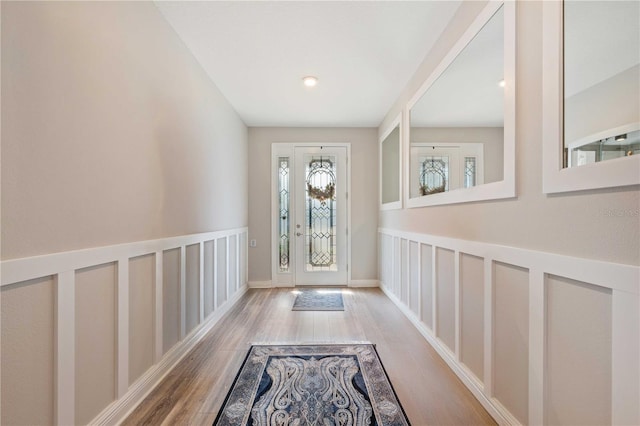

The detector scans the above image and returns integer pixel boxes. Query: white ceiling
[155,1,462,127]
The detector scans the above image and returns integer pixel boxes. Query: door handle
[296,232,302,237]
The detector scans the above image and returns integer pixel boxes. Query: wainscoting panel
[0,227,248,426]
[436,247,456,353]
[185,244,200,335]
[239,233,247,295]
[128,254,155,387]
[545,275,612,425]
[378,228,640,426]
[229,234,238,297]
[379,233,392,293]
[400,238,409,305]
[393,236,401,296]
[162,248,181,355]
[75,262,118,425]
[203,240,215,318]
[460,253,484,382]
[0,276,56,426]
[409,241,420,316]
[494,262,530,424]
[420,244,433,329]
[217,237,228,307]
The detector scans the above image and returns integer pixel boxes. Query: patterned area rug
[214,344,410,426]
[292,289,345,311]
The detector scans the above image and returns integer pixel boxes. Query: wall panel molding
[379,228,639,426]
[91,284,247,426]
[1,227,248,426]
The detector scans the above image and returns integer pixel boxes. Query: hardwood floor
[122,288,496,425]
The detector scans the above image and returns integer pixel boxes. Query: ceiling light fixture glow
[303,76,318,87]
[498,79,506,88]
[615,134,627,142]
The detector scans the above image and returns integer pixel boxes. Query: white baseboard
[349,279,379,288]
[91,284,248,426]
[248,280,273,288]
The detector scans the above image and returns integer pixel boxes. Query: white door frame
[270,143,351,287]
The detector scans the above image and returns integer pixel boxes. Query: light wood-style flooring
[123,288,496,425]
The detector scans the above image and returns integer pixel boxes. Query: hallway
[2,1,638,424]
[123,288,495,425]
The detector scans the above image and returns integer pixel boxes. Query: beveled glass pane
[419,156,449,195]
[278,157,290,272]
[305,155,337,272]
[464,157,477,188]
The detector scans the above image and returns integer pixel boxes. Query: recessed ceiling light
[498,79,506,88]
[303,76,318,87]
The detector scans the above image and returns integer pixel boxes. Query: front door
[293,146,348,285]
[272,144,349,286]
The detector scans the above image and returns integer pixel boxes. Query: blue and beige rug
[292,289,345,311]
[214,344,410,425]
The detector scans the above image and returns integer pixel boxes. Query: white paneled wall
[0,228,248,426]
[379,228,639,426]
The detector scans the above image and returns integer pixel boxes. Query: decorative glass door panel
[305,156,337,271]
[294,147,347,285]
[277,157,290,272]
[410,146,459,198]
[420,155,451,195]
[410,144,484,198]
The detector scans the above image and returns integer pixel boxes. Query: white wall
[1,2,249,425]
[247,127,379,284]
